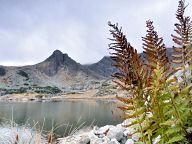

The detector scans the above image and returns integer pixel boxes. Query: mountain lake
[0,100,122,137]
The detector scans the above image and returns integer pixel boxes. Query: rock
[119,136,128,144]
[89,125,126,144]
[116,124,122,128]
[89,130,109,143]
[109,138,120,144]
[106,126,124,141]
[89,130,98,140]
[93,125,110,136]
[125,139,134,144]
[79,135,90,144]
[89,135,110,144]
[60,134,90,144]
[59,122,139,144]
[59,128,90,144]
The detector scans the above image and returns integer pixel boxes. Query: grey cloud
[0,0,191,66]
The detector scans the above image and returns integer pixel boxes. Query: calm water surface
[0,100,122,136]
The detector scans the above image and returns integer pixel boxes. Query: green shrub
[4,87,27,95]
[34,86,62,94]
[23,83,29,86]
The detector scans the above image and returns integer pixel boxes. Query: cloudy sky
[0,0,191,66]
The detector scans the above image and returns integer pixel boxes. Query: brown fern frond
[176,0,186,23]
[108,21,148,91]
[185,44,192,64]
[172,0,192,67]
[116,95,133,104]
[108,22,149,138]
[142,20,171,80]
[117,105,134,111]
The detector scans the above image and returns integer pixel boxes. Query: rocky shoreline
[58,119,161,144]
[0,119,160,144]
[58,119,137,144]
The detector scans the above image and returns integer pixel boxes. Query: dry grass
[0,116,90,144]
[0,123,46,144]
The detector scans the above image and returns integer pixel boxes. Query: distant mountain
[0,48,174,91]
[85,56,116,78]
[0,50,106,91]
[36,50,101,78]
[86,48,173,78]
[37,50,76,76]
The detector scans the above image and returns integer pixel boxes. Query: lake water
[0,100,123,137]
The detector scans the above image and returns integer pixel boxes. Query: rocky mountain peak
[37,50,83,76]
[49,49,63,59]
[52,49,63,56]
[45,50,69,65]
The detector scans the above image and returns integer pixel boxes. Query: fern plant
[142,20,186,143]
[172,0,192,141]
[172,0,192,85]
[171,0,192,141]
[108,0,192,143]
[108,22,149,143]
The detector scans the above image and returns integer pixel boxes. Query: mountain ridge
[0,48,173,92]
[0,50,110,91]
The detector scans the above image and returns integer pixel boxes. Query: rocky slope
[36,50,102,79]
[85,56,116,78]
[0,48,173,96]
[0,50,114,95]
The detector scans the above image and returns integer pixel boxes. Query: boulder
[59,128,90,144]
[125,139,134,144]
[109,138,120,144]
[106,126,124,141]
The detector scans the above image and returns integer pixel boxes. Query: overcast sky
[0,0,191,66]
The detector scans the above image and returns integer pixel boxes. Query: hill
[0,48,173,95]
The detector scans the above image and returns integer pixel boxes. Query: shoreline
[0,89,122,103]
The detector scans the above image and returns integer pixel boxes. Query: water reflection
[0,100,122,136]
